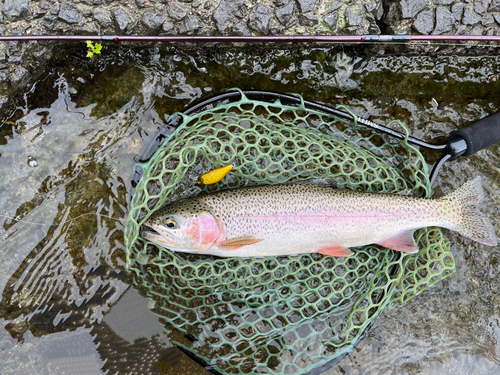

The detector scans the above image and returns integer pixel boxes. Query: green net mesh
[125,89,456,374]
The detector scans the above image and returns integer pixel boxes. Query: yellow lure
[197,165,233,185]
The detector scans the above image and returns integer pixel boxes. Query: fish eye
[164,217,178,229]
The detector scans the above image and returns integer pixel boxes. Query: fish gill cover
[124,89,455,374]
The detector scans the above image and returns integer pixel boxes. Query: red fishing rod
[0,34,500,43]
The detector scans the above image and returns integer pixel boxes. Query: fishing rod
[2,34,500,43]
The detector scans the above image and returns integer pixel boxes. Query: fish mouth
[141,225,179,248]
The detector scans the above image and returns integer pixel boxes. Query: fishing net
[125,89,456,374]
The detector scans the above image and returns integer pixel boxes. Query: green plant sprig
[86,41,102,58]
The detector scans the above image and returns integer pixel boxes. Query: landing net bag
[125,89,455,374]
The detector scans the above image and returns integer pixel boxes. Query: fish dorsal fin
[316,245,354,257]
[378,229,419,253]
[219,236,263,250]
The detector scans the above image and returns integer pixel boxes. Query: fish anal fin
[378,229,419,253]
[316,245,354,257]
[219,236,263,250]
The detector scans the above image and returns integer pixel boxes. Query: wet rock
[233,20,250,35]
[248,4,271,34]
[214,0,244,33]
[346,7,364,26]
[463,9,481,25]
[433,6,454,34]
[366,0,383,21]
[481,14,494,25]
[474,0,489,14]
[324,12,338,29]
[179,14,201,34]
[299,14,318,26]
[58,3,80,24]
[490,1,500,12]
[113,8,129,31]
[34,47,51,60]
[401,0,427,19]
[3,0,30,21]
[163,22,174,33]
[276,3,294,25]
[11,66,29,89]
[297,0,317,13]
[8,55,23,64]
[451,3,463,22]
[143,11,166,32]
[469,25,484,35]
[413,9,434,34]
[169,3,187,21]
[94,7,113,28]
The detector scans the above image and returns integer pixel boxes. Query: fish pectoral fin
[378,229,419,253]
[316,245,354,257]
[219,236,264,250]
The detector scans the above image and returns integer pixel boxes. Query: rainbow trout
[142,177,497,258]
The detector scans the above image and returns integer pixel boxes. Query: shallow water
[1,44,500,374]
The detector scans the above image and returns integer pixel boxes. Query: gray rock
[494,13,500,24]
[192,1,201,8]
[346,7,364,26]
[169,3,187,21]
[451,3,463,22]
[81,5,92,17]
[474,0,489,14]
[113,9,129,31]
[276,3,294,25]
[401,0,427,19]
[8,55,23,63]
[58,3,80,24]
[324,12,338,29]
[366,0,383,20]
[142,11,166,31]
[481,14,494,25]
[40,2,50,10]
[135,0,145,9]
[299,14,318,26]
[3,0,30,21]
[50,4,59,15]
[463,9,481,25]
[94,7,113,27]
[179,14,201,34]
[469,25,484,35]
[434,0,454,4]
[42,14,57,30]
[235,4,247,18]
[413,8,434,34]
[11,66,29,89]
[297,0,317,13]
[34,47,51,60]
[163,22,174,32]
[327,0,342,13]
[0,50,5,62]
[433,6,454,34]
[214,0,244,33]
[248,4,271,34]
[274,0,291,6]
[490,0,500,12]
[233,20,250,35]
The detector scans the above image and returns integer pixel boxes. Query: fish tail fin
[444,176,497,246]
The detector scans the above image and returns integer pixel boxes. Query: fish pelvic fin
[378,229,419,253]
[316,245,354,257]
[445,176,498,246]
[219,236,264,250]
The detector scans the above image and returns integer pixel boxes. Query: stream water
[1,43,500,374]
